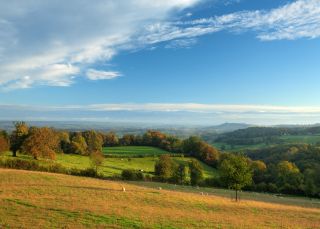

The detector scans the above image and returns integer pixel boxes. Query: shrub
[121,169,144,181]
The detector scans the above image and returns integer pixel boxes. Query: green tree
[189,159,204,186]
[173,163,188,184]
[70,133,88,155]
[219,154,253,201]
[154,155,176,180]
[276,161,303,194]
[10,122,29,157]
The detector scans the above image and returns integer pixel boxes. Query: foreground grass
[130,181,320,209]
[0,169,319,229]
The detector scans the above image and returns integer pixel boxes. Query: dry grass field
[0,169,319,229]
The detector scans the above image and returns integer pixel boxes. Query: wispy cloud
[0,0,319,90]
[86,69,121,80]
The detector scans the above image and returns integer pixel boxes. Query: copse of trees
[183,136,220,167]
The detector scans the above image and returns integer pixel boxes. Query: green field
[278,135,320,144]
[0,147,218,179]
[1,169,319,228]
[103,146,172,156]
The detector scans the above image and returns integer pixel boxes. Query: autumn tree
[22,127,59,160]
[10,122,29,157]
[219,154,253,201]
[102,132,119,146]
[183,136,220,167]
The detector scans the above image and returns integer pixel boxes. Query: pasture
[0,169,319,229]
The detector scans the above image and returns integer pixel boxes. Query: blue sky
[1,0,320,124]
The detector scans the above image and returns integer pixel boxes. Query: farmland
[1,169,319,229]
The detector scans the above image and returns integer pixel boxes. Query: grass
[0,169,319,228]
[103,146,172,157]
[1,151,218,178]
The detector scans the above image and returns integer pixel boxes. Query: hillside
[0,169,319,228]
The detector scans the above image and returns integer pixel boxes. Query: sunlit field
[0,150,218,178]
[0,169,319,229]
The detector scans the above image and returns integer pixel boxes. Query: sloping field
[0,169,319,229]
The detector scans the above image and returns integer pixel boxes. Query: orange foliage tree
[22,127,59,160]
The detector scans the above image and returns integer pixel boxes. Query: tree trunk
[236,190,238,202]
[12,150,17,157]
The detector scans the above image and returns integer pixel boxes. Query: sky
[1,0,320,125]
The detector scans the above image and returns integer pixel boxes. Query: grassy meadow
[0,169,319,229]
[0,146,218,178]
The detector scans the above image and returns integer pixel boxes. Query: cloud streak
[2,103,320,125]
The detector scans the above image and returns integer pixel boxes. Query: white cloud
[1,0,320,90]
[86,69,121,80]
[0,0,200,90]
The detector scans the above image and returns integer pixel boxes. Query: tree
[0,130,9,153]
[154,155,176,180]
[10,122,29,157]
[120,134,136,146]
[251,160,267,184]
[189,159,204,186]
[219,154,253,201]
[90,151,104,174]
[83,130,103,154]
[173,163,188,184]
[22,127,59,160]
[103,132,119,146]
[276,161,303,194]
[58,131,70,153]
[70,133,88,155]
[183,136,220,167]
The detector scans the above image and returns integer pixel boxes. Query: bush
[121,169,144,181]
